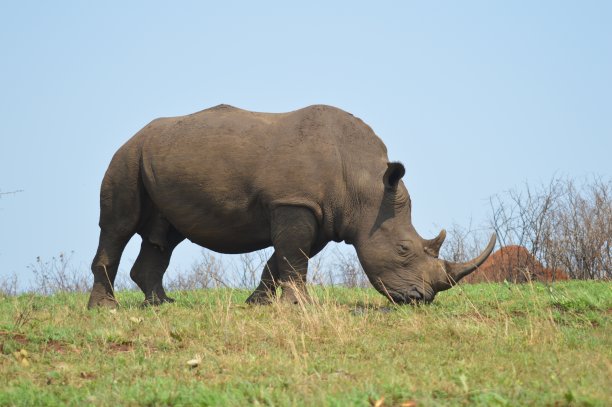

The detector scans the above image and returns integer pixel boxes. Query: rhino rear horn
[423,229,446,258]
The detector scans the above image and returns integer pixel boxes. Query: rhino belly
[184,222,272,254]
[144,168,271,255]
[143,171,272,254]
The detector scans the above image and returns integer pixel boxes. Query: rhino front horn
[441,233,497,288]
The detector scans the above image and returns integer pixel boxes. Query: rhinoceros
[88,104,495,308]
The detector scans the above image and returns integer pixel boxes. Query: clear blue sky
[1,1,610,286]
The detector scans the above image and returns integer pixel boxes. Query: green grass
[1,281,610,406]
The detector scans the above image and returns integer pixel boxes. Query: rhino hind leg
[131,227,184,306]
[88,230,133,309]
[148,212,170,252]
[88,170,142,309]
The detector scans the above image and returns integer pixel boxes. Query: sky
[1,1,610,287]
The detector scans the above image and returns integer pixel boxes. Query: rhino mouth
[388,288,432,305]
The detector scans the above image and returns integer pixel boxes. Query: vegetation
[1,282,610,406]
[443,176,611,280]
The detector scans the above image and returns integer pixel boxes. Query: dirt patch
[108,342,134,352]
[1,331,76,354]
[80,371,97,380]
[44,340,70,354]
[0,331,29,345]
[0,331,29,354]
[508,309,528,318]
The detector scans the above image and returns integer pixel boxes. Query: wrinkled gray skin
[88,104,496,309]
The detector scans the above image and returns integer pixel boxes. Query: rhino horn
[442,233,497,287]
[423,229,446,257]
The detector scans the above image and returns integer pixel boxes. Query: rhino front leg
[131,228,184,306]
[245,253,280,305]
[269,206,318,304]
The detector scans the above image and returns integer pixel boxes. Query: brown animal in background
[464,245,569,283]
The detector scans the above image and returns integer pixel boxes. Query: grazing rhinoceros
[88,104,496,308]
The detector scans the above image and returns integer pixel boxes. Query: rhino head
[352,162,496,304]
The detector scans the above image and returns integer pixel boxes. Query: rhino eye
[398,244,410,255]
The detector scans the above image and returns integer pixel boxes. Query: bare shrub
[488,176,610,280]
[28,252,90,294]
[113,273,138,291]
[170,246,360,290]
[330,249,370,288]
[489,177,565,267]
[551,178,611,279]
[231,250,272,289]
[306,248,329,286]
[0,273,19,297]
[442,176,610,282]
[166,250,229,291]
[439,222,487,264]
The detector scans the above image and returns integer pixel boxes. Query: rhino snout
[389,287,434,305]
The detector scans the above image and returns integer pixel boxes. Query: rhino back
[134,104,389,250]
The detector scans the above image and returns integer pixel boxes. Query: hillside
[1,282,610,406]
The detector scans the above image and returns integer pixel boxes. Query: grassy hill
[1,281,610,406]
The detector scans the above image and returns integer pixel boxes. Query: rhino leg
[131,227,184,306]
[148,212,170,252]
[245,253,281,304]
[88,188,140,308]
[88,141,143,309]
[246,236,328,305]
[269,206,319,304]
[88,230,132,309]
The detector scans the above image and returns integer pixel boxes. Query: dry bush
[28,252,90,294]
[173,246,368,291]
[551,179,611,279]
[489,177,565,273]
[0,273,19,297]
[167,249,276,291]
[304,248,329,286]
[232,252,264,289]
[439,222,487,264]
[165,250,230,291]
[113,273,138,291]
[227,250,282,289]
[328,248,370,288]
[490,177,610,280]
[446,176,611,282]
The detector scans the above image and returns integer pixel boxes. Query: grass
[0,281,610,406]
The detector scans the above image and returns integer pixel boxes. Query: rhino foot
[142,294,175,307]
[87,283,118,309]
[280,284,312,305]
[245,290,274,305]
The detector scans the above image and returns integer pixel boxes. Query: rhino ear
[383,162,405,190]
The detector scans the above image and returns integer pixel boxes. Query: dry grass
[0,281,610,406]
